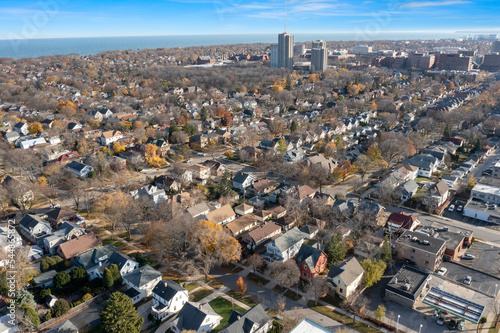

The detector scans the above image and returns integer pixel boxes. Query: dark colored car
[4,213,15,219]
[448,318,458,330]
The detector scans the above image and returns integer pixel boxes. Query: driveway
[69,298,107,331]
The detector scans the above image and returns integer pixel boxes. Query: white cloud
[402,1,471,8]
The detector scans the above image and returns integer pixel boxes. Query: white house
[130,185,167,205]
[13,122,28,135]
[18,137,47,149]
[123,265,163,304]
[264,227,305,261]
[66,161,94,178]
[151,280,189,320]
[18,214,52,244]
[171,302,222,333]
[232,172,256,191]
[100,130,123,145]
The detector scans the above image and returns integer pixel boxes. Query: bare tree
[247,254,264,273]
[307,275,328,306]
[266,260,300,289]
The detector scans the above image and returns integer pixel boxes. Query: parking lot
[441,197,500,232]
[456,241,500,279]
[441,261,500,296]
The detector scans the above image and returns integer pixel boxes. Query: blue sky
[0,0,499,39]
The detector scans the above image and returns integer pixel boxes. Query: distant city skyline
[1,0,500,39]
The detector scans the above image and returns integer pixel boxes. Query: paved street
[69,298,107,331]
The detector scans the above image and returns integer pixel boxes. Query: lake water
[0,32,459,59]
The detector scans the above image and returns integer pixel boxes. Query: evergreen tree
[103,268,114,289]
[16,289,36,308]
[326,233,346,266]
[380,236,392,263]
[71,266,88,285]
[100,292,143,333]
[290,120,299,133]
[109,264,122,286]
[443,124,451,138]
[51,299,70,318]
[201,107,209,121]
[53,271,71,290]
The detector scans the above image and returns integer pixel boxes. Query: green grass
[319,293,345,307]
[117,232,128,239]
[189,288,213,302]
[309,305,381,333]
[226,290,257,307]
[183,282,199,292]
[304,239,317,246]
[209,297,246,333]
[414,177,432,183]
[102,237,116,245]
[113,241,125,247]
[246,272,269,286]
[283,289,302,301]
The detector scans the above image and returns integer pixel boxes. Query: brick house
[295,244,328,280]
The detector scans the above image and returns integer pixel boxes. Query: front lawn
[209,297,246,333]
[183,282,199,292]
[189,288,213,302]
[102,237,116,245]
[208,279,224,290]
[246,272,269,286]
[272,285,287,294]
[226,290,257,307]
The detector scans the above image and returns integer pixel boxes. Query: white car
[437,267,448,276]
[464,276,472,285]
[437,316,445,325]
[448,205,455,212]
[457,205,463,212]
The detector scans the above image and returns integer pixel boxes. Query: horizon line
[0,30,476,41]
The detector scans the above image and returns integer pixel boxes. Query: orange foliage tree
[28,122,43,134]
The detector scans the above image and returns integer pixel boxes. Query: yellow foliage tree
[36,176,47,187]
[28,122,43,134]
[308,74,319,83]
[113,142,125,154]
[272,84,283,91]
[193,220,241,264]
[145,143,166,167]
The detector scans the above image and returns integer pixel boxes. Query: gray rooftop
[123,265,162,289]
[271,227,305,252]
[396,230,446,254]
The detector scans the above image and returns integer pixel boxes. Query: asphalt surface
[456,241,500,279]
[69,298,107,331]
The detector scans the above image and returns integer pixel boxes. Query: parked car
[448,319,458,330]
[457,205,463,212]
[461,254,476,260]
[448,204,455,212]
[4,213,15,219]
[49,203,60,209]
[464,276,472,285]
[437,316,445,325]
[437,267,448,276]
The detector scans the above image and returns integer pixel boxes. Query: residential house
[42,144,70,161]
[46,207,84,228]
[289,319,331,333]
[33,270,57,289]
[299,225,318,239]
[243,222,282,250]
[0,227,22,253]
[248,179,278,197]
[221,304,272,333]
[254,209,273,222]
[1,176,34,204]
[205,204,236,226]
[202,160,226,177]
[187,202,212,220]
[66,161,94,178]
[56,233,102,261]
[170,302,222,333]
[394,230,446,271]
[386,212,419,233]
[100,130,123,145]
[354,234,385,259]
[284,149,305,163]
[18,214,52,245]
[43,221,86,255]
[54,151,80,165]
[356,200,386,226]
[224,214,258,238]
[405,154,439,178]
[232,172,256,191]
[151,280,189,321]
[295,244,328,281]
[130,185,167,205]
[18,137,47,149]
[423,180,449,211]
[326,256,364,299]
[270,206,287,219]
[304,153,337,172]
[189,164,211,181]
[385,266,430,307]
[13,122,28,135]
[234,203,254,216]
[401,180,419,201]
[4,131,19,143]
[145,138,170,157]
[123,265,163,304]
[189,134,208,148]
[155,175,181,193]
[74,244,138,280]
[264,227,305,262]
[89,108,113,121]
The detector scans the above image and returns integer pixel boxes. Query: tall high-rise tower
[277,32,294,70]
[311,40,328,72]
